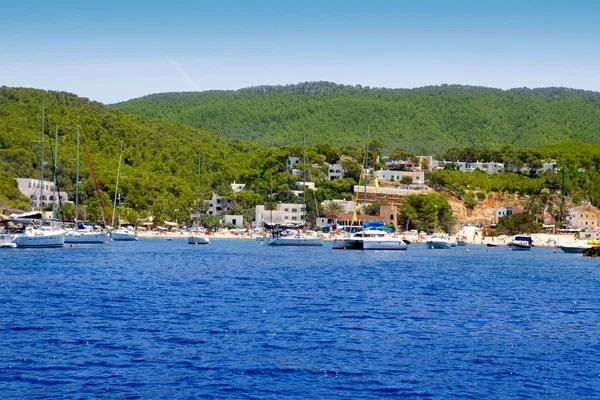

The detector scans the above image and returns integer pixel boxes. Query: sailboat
[12,101,65,248]
[188,155,210,244]
[332,127,407,250]
[267,137,323,246]
[110,141,137,241]
[65,127,109,244]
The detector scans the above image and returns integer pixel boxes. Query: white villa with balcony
[16,178,69,209]
[255,203,305,227]
[374,170,425,186]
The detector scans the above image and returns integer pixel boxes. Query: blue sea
[1,239,599,399]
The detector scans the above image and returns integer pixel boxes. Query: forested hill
[112,82,600,152]
[0,86,267,220]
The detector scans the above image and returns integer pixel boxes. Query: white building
[230,181,246,193]
[204,194,232,215]
[287,157,301,171]
[321,199,356,213]
[374,170,425,186]
[16,178,69,209]
[495,206,514,223]
[295,181,315,190]
[328,164,344,180]
[438,161,504,174]
[255,203,305,227]
[224,215,244,227]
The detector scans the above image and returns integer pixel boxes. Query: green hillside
[0,86,269,223]
[112,82,600,152]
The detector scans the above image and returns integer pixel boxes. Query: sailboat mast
[111,141,124,227]
[303,135,307,224]
[52,126,58,219]
[75,126,80,223]
[195,154,201,228]
[363,125,370,228]
[39,100,45,211]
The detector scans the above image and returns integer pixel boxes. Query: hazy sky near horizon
[2,0,599,103]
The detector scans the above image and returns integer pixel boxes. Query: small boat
[508,236,533,250]
[486,242,499,247]
[557,241,593,254]
[332,229,408,250]
[425,233,452,249]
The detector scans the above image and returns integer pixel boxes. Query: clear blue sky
[2,0,598,103]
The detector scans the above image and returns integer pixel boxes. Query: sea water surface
[0,239,599,398]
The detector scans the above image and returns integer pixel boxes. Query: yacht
[12,226,65,248]
[425,233,452,249]
[557,241,593,254]
[508,236,533,250]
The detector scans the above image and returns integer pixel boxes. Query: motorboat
[111,227,138,241]
[12,226,65,248]
[486,242,499,247]
[456,237,468,246]
[64,228,109,244]
[267,228,323,246]
[508,236,533,250]
[557,241,594,254]
[425,233,452,249]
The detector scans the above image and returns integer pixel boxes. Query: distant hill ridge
[112,81,600,152]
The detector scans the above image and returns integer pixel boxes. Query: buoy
[104,241,108,244]
[553,247,557,253]
[508,247,512,251]
[343,246,346,250]
[70,244,75,248]
[465,248,469,252]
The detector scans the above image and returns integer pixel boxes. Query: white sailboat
[110,141,137,242]
[267,136,323,246]
[65,127,109,244]
[189,155,209,245]
[12,101,64,248]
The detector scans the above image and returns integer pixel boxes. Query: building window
[285,208,289,212]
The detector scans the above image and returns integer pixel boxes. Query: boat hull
[558,245,592,253]
[65,231,109,244]
[12,233,65,248]
[267,237,323,246]
[188,235,210,245]
[509,243,531,250]
[111,230,137,241]
[362,239,407,250]
[425,240,452,249]
[332,238,363,250]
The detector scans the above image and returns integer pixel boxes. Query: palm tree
[322,201,345,230]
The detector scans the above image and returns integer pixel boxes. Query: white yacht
[111,227,137,241]
[508,236,533,250]
[12,226,65,248]
[557,241,593,254]
[425,233,452,249]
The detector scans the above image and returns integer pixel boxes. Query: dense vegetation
[112,82,600,152]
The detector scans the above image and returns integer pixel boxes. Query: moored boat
[111,227,137,241]
[425,233,452,249]
[508,236,533,250]
[557,241,593,254]
[12,226,65,248]
[65,228,109,244]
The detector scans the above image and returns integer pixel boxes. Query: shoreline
[135,230,580,247]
